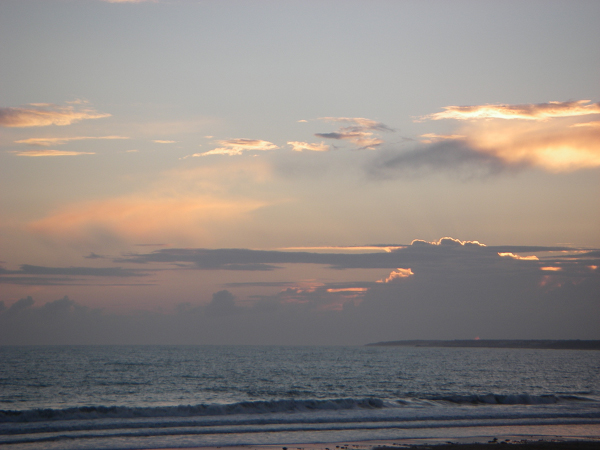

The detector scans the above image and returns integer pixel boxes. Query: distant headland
[365,340,600,350]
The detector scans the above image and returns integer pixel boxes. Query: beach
[152,437,600,450]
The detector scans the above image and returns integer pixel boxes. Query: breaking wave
[1,394,594,424]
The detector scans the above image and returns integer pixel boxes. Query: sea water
[1,345,599,449]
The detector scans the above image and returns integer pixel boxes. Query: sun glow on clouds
[288,141,329,152]
[27,160,274,248]
[498,252,539,261]
[15,136,129,146]
[422,100,600,121]
[195,139,279,156]
[377,268,414,283]
[29,196,266,248]
[0,102,110,127]
[315,117,393,150]
[411,237,486,247]
[421,100,600,172]
[13,150,95,157]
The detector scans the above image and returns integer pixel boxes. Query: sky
[0,0,599,345]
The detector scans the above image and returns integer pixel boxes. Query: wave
[0,398,385,423]
[0,394,595,424]
[425,394,593,405]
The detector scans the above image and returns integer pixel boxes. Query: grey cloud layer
[366,141,522,178]
[0,265,150,286]
[116,240,584,271]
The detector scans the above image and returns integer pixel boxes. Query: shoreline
[152,436,600,450]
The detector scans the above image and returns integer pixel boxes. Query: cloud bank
[1,238,598,344]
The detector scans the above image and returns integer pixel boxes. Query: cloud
[320,117,394,132]
[24,160,273,249]
[153,140,177,144]
[15,136,129,147]
[115,238,585,272]
[375,100,600,176]
[419,133,465,144]
[196,139,279,156]
[0,264,150,286]
[0,103,110,127]
[421,100,600,121]
[1,238,598,344]
[29,196,266,249]
[205,290,241,316]
[368,140,511,178]
[287,141,330,152]
[314,117,394,150]
[12,150,95,157]
[377,268,414,283]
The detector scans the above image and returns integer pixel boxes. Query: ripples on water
[0,346,599,449]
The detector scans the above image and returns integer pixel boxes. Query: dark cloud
[205,290,241,316]
[7,296,35,314]
[1,251,598,345]
[2,239,598,344]
[84,252,106,259]
[366,141,526,179]
[0,264,152,286]
[16,265,146,277]
[116,241,579,271]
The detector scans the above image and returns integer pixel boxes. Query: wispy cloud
[0,102,110,127]
[315,117,394,150]
[420,100,600,121]
[13,150,95,157]
[195,139,279,156]
[287,141,330,152]
[15,136,129,147]
[153,140,177,144]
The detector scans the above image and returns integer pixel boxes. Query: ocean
[1,345,599,450]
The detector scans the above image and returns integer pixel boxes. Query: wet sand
[152,436,600,450]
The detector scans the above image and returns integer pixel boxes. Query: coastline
[152,436,600,450]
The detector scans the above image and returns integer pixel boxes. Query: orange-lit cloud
[315,117,393,150]
[29,196,266,248]
[422,100,600,121]
[15,136,129,147]
[326,287,368,293]
[377,268,414,283]
[416,100,600,172]
[196,139,279,156]
[0,103,110,127]
[279,246,403,253]
[287,141,330,152]
[464,119,600,172]
[13,150,95,157]
[411,237,486,247]
[419,133,465,144]
[153,140,177,144]
[27,159,273,248]
[498,252,539,261]
[540,266,562,271]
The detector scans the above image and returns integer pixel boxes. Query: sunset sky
[1,0,599,345]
